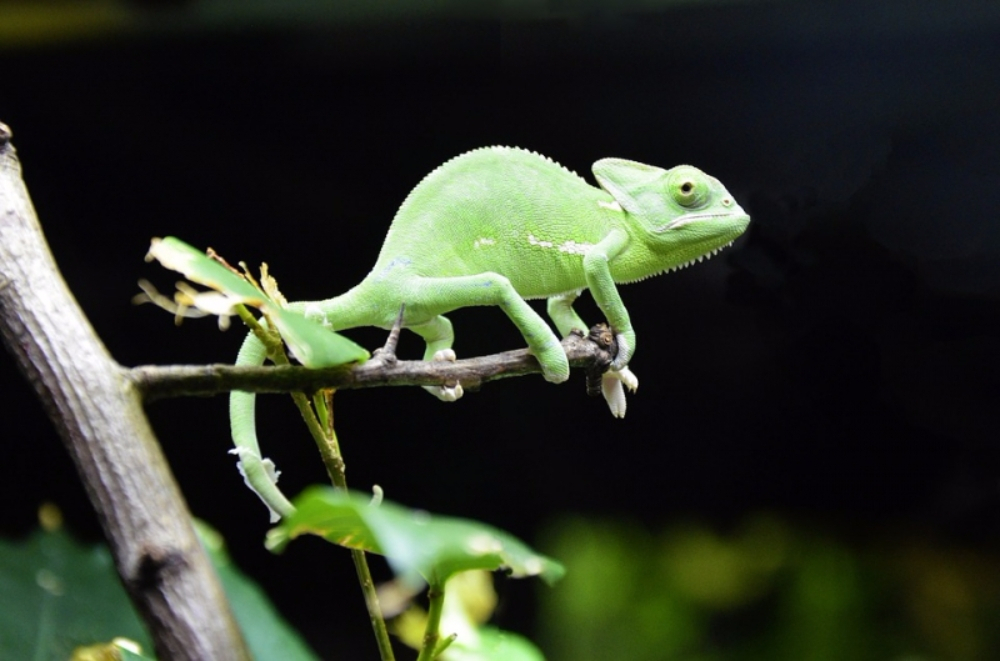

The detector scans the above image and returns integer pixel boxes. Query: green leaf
[147,236,369,368]
[266,305,370,369]
[446,626,546,661]
[0,524,319,661]
[268,487,565,588]
[147,236,266,304]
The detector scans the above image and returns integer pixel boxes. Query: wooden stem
[0,124,249,660]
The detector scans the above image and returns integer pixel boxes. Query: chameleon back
[369,146,618,298]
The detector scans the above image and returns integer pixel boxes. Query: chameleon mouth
[654,211,748,233]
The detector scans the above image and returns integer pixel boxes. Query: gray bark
[0,123,250,660]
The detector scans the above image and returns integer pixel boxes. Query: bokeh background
[2,1,1000,658]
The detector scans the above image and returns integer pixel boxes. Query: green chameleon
[230,146,750,519]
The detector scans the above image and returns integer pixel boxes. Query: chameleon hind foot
[423,349,464,402]
[534,339,571,384]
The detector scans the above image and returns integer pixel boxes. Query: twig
[371,303,405,364]
[129,330,612,401]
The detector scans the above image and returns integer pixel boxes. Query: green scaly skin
[230,146,750,519]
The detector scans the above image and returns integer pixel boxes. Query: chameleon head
[593,159,751,273]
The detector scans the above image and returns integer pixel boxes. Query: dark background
[2,0,999,658]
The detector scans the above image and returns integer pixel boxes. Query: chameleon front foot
[585,323,638,417]
[423,349,465,402]
[601,367,638,418]
[610,332,634,372]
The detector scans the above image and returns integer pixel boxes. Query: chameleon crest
[231,146,750,519]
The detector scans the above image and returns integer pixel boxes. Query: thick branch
[129,332,614,401]
[0,124,249,659]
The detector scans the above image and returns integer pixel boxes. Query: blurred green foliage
[538,514,1000,661]
[0,1,128,48]
[0,510,318,661]
[0,516,151,659]
[393,570,546,660]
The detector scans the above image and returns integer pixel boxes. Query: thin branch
[128,330,616,401]
[0,123,249,659]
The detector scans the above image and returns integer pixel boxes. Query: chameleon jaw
[618,239,738,285]
[655,210,748,233]
[665,240,735,273]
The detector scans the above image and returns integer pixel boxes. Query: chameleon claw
[433,348,457,362]
[424,349,465,401]
[613,366,638,392]
[601,367,638,418]
[432,383,464,402]
[601,374,627,418]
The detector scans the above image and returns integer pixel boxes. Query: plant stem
[351,547,396,661]
[291,390,345,487]
[292,390,396,661]
[433,634,457,658]
[242,306,395,660]
[417,580,448,661]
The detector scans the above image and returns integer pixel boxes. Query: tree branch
[0,123,249,660]
[128,331,615,401]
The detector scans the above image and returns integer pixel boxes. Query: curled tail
[230,330,296,521]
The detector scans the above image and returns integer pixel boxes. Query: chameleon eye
[671,177,704,208]
[664,166,715,210]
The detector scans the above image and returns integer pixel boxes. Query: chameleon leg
[409,314,455,359]
[407,273,570,383]
[546,290,587,337]
[546,290,638,417]
[409,315,464,401]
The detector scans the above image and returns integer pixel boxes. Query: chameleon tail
[229,331,296,521]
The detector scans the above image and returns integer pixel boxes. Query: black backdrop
[2,1,999,657]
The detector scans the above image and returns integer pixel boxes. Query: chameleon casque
[230,146,750,519]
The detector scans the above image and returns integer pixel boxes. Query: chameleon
[229,146,750,519]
